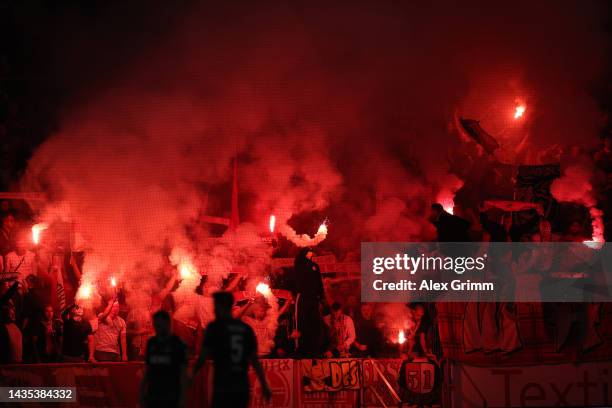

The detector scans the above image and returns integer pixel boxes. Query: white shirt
[4,251,36,284]
[243,316,274,355]
[324,313,356,351]
[172,290,211,328]
[94,315,126,354]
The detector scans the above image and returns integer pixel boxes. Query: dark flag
[515,163,560,217]
[459,118,500,155]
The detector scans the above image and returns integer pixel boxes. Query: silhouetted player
[140,310,188,408]
[192,291,271,408]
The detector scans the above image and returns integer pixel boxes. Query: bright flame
[583,207,605,249]
[436,189,457,215]
[438,197,454,214]
[110,277,117,287]
[78,284,92,300]
[398,330,406,345]
[31,223,48,245]
[317,222,328,235]
[256,282,272,297]
[514,104,526,119]
[179,261,197,280]
[269,215,276,233]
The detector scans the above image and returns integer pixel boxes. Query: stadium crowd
[1,136,611,364]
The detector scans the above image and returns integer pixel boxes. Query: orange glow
[269,215,276,233]
[514,104,526,119]
[179,261,197,280]
[32,223,48,245]
[398,330,406,345]
[256,282,272,297]
[439,197,454,214]
[78,284,93,300]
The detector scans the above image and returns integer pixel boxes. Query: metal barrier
[364,358,402,408]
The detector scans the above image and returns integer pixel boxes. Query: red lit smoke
[551,159,605,242]
[20,2,610,305]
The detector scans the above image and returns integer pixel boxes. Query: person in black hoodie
[290,247,326,357]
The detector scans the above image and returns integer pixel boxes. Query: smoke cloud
[20,1,610,306]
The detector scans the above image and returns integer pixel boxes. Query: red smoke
[20,1,610,302]
[551,160,605,242]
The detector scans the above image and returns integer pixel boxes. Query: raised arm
[233,298,254,319]
[158,270,178,302]
[98,297,117,322]
[224,273,243,292]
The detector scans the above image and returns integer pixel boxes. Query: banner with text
[300,359,361,392]
[451,360,612,407]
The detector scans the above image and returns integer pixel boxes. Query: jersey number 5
[231,334,243,363]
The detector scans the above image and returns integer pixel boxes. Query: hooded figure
[291,247,325,357]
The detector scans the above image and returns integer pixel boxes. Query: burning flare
[587,207,605,244]
[398,329,406,345]
[110,277,117,287]
[436,192,456,215]
[169,247,202,292]
[179,261,197,281]
[269,215,276,233]
[77,283,93,300]
[551,164,605,248]
[31,223,48,245]
[256,282,272,297]
[514,104,526,119]
[583,208,604,249]
[441,201,454,215]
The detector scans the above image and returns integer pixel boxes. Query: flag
[458,118,500,155]
[515,163,560,221]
